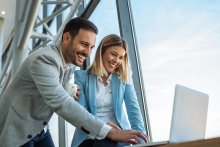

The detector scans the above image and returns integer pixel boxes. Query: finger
[77,86,80,90]
[127,139,138,144]
[110,123,121,130]
[140,132,150,143]
[125,130,148,143]
[73,95,78,101]
[146,136,151,143]
[107,122,121,130]
[138,132,148,143]
[130,135,141,144]
[75,91,80,97]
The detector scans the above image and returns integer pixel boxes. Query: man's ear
[62,32,72,44]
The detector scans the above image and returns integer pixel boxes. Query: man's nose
[83,47,92,56]
[87,47,92,56]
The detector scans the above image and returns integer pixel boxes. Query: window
[89,0,120,63]
[131,0,220,141]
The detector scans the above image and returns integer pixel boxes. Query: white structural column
[11,0,42,76]
[0,17,4,75]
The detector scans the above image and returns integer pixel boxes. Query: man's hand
[106,122,121,130]
[73,86,80,101]
[106,128,150,145]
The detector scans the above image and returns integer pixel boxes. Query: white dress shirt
[96,75,119,126]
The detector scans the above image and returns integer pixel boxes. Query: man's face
[64,28,96,66]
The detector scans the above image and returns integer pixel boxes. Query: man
[0,17,148,147]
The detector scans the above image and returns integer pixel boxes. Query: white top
[96,75,119,126]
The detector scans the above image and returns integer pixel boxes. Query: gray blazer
[0,43,104,147]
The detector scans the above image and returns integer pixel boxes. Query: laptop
[125,84,209,147]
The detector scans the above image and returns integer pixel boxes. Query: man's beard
[65,43,88,66]
[66,42,78,66]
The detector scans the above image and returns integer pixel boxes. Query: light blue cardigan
[71,70,146,147]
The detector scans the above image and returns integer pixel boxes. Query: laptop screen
[169,84,209,143]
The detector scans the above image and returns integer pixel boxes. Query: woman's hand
[73,86,80,101]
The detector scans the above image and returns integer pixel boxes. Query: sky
[47,0,220,146]
[130,0,220,141]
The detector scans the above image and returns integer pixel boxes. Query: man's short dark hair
[62,17,98,41]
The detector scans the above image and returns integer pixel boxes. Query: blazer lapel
[88,72,97,116]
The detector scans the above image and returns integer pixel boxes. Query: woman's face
[102,46,126,74]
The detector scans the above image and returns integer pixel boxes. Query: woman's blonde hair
[87,34,131,83]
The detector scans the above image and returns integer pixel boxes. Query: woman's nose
[114,57,120,63]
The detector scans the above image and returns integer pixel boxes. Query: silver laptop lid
[169,84,209,143]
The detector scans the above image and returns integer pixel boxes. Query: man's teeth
[78,55,85,59]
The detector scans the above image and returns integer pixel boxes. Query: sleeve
[124,83,146,143]
[96,124,112,140]
[29,55,105,139]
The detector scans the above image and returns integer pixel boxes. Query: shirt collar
[97,74,112,83]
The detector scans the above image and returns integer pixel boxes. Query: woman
[71,34,147,147]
